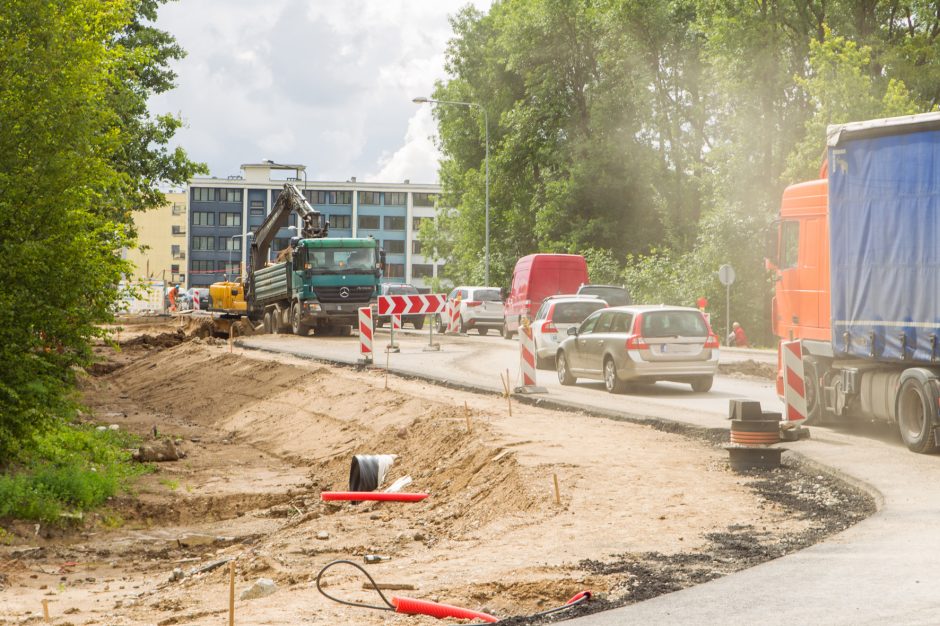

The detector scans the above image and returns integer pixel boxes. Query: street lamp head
[412,96,430,104]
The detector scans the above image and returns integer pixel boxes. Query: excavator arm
[249,183,328,274]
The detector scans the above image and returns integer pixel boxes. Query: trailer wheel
[897,377,939,454]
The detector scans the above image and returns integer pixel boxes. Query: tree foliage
[427,0,935,344]
[0,0,204,459]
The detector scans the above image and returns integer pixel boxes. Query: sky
[150,0,491,185]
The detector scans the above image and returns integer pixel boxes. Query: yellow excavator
[207,281,249,337]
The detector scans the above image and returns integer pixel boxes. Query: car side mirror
[568,327,578,336]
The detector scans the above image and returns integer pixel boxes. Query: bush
[0,423,148,523]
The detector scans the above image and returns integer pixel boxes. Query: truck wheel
[339,325,352,337]
[501,322,515,340]
[291,304,308,336]
[413,318,424,331]
[803,357,831,425]
[897,377,939,453]
[262,311,273,334]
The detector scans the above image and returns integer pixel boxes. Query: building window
[221,261,240,275]
[385,192,406,206]
[412,240,423,255]
[385,263,404,278]
[221,237,241,251]
[413,193,437,207]
[191,260,216,273]
[412,264,433,278]
[335,190,351,204]
[413,216,432,231]
[272,237,291,252]
[250,207,265,217]
[171,202,186,215]
[385,216,405,230]
[171,244,182,257]
[250,199,264,209]
[436,264,446,277]
[171,224,185,235]
[384,239,405,254]
[358,215,380,230]
[192,187,213,202]
[192,236,216,251]
[330,214,351,229]
[173,273,185,283]
[223,189,242,203]
[192,211,215,226]
[358,191,381,205]
[219,212,241,227]
[171,264,180,273]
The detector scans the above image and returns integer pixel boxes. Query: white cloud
[370,107,440,183]
[149,0,492,184]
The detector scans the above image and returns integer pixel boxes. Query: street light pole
[412,96,490,287]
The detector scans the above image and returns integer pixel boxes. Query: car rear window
[579,286,630,306]
[552,301,606,324]
[641,311,708,337]
[472,289,501,302]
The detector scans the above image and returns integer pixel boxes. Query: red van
[502,254,589,338]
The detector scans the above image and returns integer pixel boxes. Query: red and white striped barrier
[782,339,806,424]
[447,300,461,334]
[391,314,402,331]
[358,307,373,363]
[378,294,446,316]
[516,325,547,393]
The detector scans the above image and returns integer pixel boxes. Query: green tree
[0,0,204,460]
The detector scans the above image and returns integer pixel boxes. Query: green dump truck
[246,184,383,336]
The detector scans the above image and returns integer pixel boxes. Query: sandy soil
[0,320,873,625]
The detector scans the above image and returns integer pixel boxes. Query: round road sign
[718,264,736,286]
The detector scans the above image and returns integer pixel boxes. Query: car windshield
[641,311,708,338]
[553,301,606,324]
[580,286,630,307]
[304,247,376,272]
[387,285,418,295]
[472,289,501,302]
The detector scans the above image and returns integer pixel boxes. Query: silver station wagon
[555,305,720,393]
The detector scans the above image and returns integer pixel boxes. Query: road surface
[236,330,940,626]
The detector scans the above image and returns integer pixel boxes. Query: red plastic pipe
[565,590,592,604]
[319,491,429,502]
[392,596,498,623]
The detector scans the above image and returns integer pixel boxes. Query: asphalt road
[236,330,940,625]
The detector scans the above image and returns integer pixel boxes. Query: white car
[531,296,608,368]
[434,286,504,335]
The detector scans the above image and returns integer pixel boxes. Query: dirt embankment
[0,322,874,625]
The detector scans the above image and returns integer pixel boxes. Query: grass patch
[159,477,180,491]
[0,422,152,523]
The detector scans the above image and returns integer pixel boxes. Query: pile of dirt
[719,359,777,380]
[0,335,876,626]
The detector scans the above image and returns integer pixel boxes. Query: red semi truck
[769,112,940,453]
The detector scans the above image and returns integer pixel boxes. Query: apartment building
[185,162,443,290]
[126,191,188,285]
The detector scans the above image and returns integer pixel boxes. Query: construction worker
[168,284,180,313]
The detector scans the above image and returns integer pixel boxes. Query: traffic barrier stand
[724,399,786,471]
[781,339,809,440]
[358,307,373,365]
[386,313,400,353]
[514,322,547,394]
